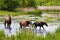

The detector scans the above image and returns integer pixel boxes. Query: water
[33,22,59,37]
[0,21,59,37]
[0,15,60,37]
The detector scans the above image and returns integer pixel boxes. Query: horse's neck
[43,23,47,26]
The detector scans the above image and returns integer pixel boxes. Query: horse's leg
[4,21,7,29]
[7,24,9,29]
[19,23,22,29]
[39,26,41,31]
[34,26,37,30]
[20,25,22,29]
[9,24,11,30]
[42,26,45,30]
[7,23,11,30]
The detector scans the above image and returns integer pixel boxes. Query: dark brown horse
[19,20,32,29]
[4,15,11,30]
[33,21,48,30]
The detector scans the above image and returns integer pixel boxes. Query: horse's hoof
[5,27,8,29]
[9,28,12,30]
[44,29,45,31]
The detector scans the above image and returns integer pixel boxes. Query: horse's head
[44,23,48,27]
[26,21,33,27]
[41,22,48,27]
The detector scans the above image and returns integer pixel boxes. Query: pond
[0,15,60,37]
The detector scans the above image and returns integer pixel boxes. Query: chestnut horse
[33,21,48,30]
[4,16,11,30]
[19,20,32,29]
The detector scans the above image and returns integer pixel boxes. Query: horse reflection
[4,15,11,30]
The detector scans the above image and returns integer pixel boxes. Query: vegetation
[0,27,60,40]
[19,0,36,8]
[0,0,20,11]
[0,10,42,16]
[0,0,36,11]
[0,0,60,40]
[36,0,60,6]
[0,0,60,11]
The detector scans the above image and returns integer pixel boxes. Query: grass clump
[0,10,42,16]
[0,27,60,40]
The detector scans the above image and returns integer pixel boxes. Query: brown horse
[19,20,32,29]
[33,21,48,30]
[4,15,11,30]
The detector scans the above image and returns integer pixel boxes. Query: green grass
[0,10,27,16]
[0,10,42,16]
[0,27,60,40]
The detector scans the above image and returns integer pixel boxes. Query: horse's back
[19,20,26,26]
[34,22,40,25]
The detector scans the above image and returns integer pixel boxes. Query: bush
[0,0,20,11]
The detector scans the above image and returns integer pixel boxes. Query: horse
[33,21,48,30]
[4,15,12,30]
[19,20,32,29]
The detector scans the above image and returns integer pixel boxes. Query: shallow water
[0,21,60,37]
[0,15,60,37]
[33,22,59,37]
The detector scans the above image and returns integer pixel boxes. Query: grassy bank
[0,27,60,40]
[0,10,42,16]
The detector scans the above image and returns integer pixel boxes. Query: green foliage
[28,10,42,16]
[0,0,60,11]
[37,0,60,6]
[27,0,36,7]
[19,0,36,8]
[0,30,6,40]
[0,0,20,11]
[0,10,42,16]
[45,19,53,22]
[0,0,4,9]
[0,0,36,11]
[0,27,60,40]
